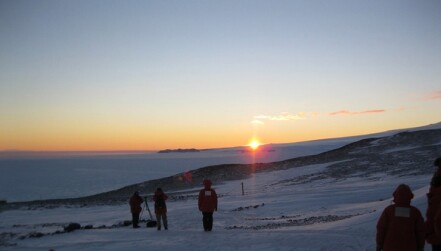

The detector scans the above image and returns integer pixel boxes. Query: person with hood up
[376,184,425,251]
[198,179,218,231]
[153,187,168,230]
[129,191,143,228]
[426,157,441,250]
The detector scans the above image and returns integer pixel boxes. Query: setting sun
[249,139,261,150]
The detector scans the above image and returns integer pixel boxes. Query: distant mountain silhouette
[158,148,200,153]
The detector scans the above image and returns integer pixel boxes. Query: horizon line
[2,121,440,154]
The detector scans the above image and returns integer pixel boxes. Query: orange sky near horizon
[2,112,439,152]
[1,1,440,152]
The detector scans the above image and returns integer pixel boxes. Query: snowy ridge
[3,128,440,209]
[1,128,440,250]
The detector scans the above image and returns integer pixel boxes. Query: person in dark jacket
[376,184,425,251]
[426,157,441,250]
[153,187,168,230]
[198,179,218,231]
[129,191,143,228]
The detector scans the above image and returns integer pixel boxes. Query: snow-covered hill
[32,128,438,206]
[1,127,440,250]
[1,122,440,203]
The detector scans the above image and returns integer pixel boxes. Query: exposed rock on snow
[231,203,265,211]
[2,219,148,245]
[64,223,81,232]
[226,214,364,230]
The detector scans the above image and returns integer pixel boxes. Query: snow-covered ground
[0,162,433,250]
[2,124,441,250]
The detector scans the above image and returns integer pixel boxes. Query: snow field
[1,163,432,250]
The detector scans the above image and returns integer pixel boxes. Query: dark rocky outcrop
[64,223,81,232]
[158,148,201,153]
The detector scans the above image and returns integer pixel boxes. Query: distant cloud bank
[251,112,317,124]
[329,109,386,116]
[255,112,307,121]
[423,91,441,101]
[252,109,386,124]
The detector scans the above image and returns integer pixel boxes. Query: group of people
[129,157,441,250]
[129,178,218,232]
[376,157,441,251]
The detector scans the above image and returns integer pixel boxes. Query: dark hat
[393,184,413,204]
[203,179,212,188]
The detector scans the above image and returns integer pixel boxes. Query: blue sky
[1,0,440,151]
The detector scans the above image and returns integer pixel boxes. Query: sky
[0,0,440,151]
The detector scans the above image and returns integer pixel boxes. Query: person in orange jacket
[153,187,168,230]
[198,179,218,231]
[129,191,143,228]
[376,184,425,251]
[426,157,441,250]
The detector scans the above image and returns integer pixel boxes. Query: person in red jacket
[198,179,218,231]
[376,184,425,251]
[153,187,168,230]
[129,191,143,228]
[426,157,441,250]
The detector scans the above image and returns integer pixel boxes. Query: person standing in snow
[376,184,425,251]
[129,191,143,228]
[426,157,441,250]
[198,179,218,231]
[153,187,168,230]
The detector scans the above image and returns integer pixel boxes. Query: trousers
[155,213,168,230]
[202,212,213,231]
